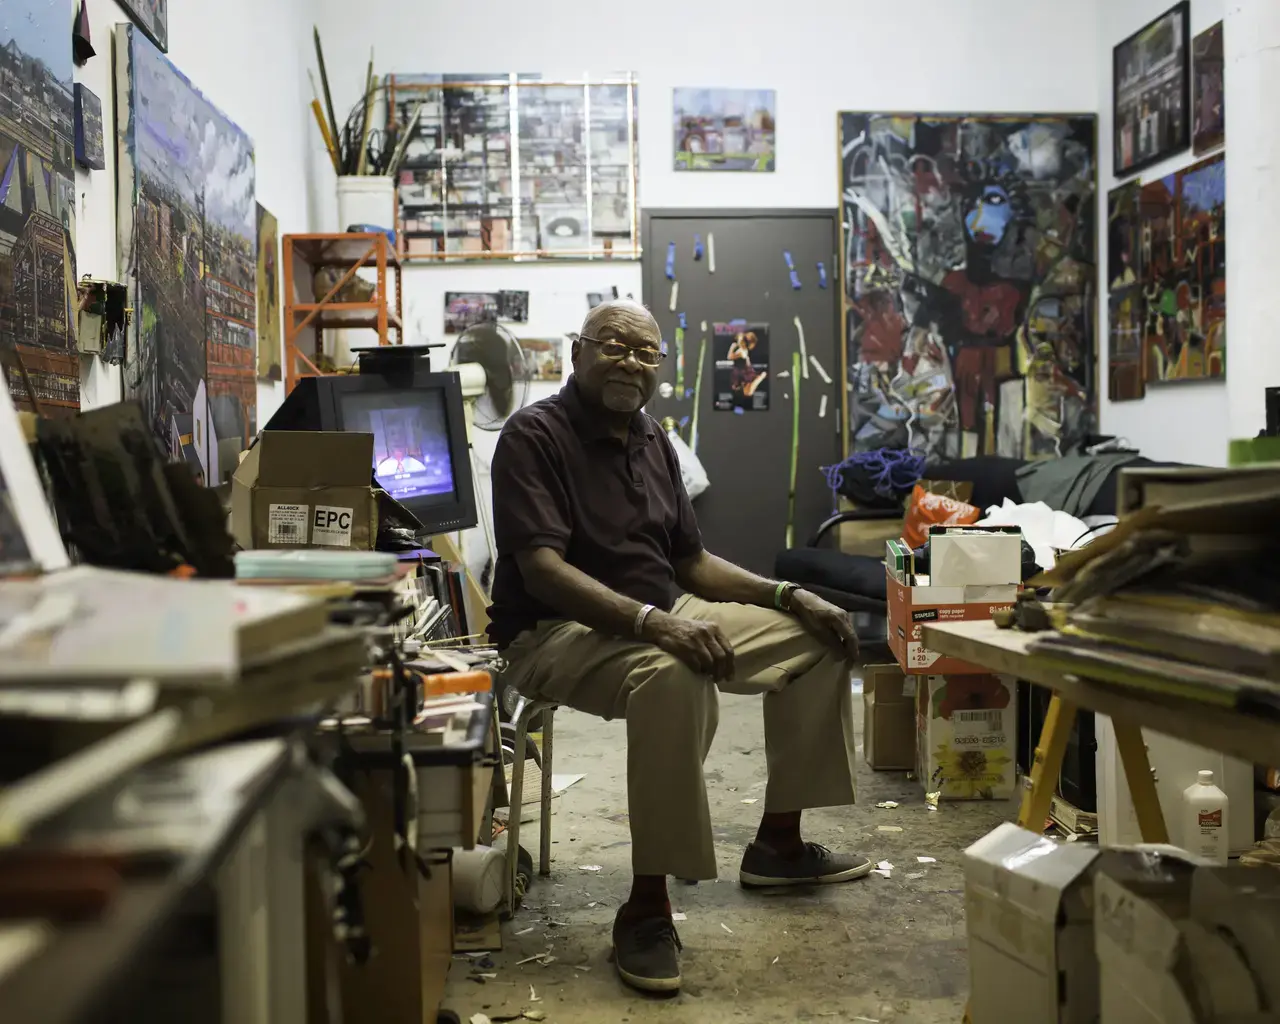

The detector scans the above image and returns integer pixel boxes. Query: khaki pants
[501,595,858,880]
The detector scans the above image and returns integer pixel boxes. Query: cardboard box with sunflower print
[916,673,1017,800]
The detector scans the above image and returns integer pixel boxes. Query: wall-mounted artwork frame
[74,84,105,170]
[838,111,1097,460]
[1192,20,1225,154]
[1107,182,1145,402]
[118,0,168,52]
[1113,1,1191,177]
[673,88,776,172]
[386,73,640,263]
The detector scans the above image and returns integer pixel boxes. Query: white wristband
[634,603,656,639]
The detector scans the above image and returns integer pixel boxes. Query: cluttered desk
[0,336,510,1024]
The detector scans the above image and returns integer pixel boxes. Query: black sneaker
[739,840,873,888]
[612,908,682,994]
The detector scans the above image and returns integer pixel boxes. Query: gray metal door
[642,209,841,578]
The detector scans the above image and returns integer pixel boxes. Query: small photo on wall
[516,337,565,382]
[74,84,104,170]
[1193,20,1224,153]
[1113,1,1191,177]
[673,88,776,172]
[444,290,529,334]
[713,321,769,411]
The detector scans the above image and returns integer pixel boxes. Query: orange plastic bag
[901,484,980,549]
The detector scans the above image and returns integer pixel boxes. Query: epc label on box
[312,505,355,547]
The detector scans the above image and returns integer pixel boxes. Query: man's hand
[790,590,860,664]
[643,611,735,681]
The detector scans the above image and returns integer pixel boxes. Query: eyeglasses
[578,334,665,368]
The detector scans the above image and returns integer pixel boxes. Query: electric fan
[448,321,531,433]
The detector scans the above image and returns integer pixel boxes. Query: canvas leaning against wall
[1139,152,1225,384]
[673,89,776,172]
[0,0,80,416]
[839,113,1097,460]
[115,25,257,486]
[256,204,281,382]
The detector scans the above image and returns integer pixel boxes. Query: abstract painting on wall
[115,25,256,485]
[118,0,168,52]
[1107,182,1145,402]
[255,204,280,382]
[1139,152,1225,384]
[673,89,776,172]
[839,113,1097,460]
[0,0,79,417]
[1113,2,1190,177]
[1192,21,1224,154]
[74,84,104,170]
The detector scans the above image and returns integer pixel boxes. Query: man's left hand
[790,590,860,664]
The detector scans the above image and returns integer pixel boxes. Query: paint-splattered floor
[442,681,1010,1024]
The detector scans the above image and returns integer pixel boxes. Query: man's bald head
[579,299,661,349]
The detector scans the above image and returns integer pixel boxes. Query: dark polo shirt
[486,377,703,648]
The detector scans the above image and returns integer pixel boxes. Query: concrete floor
[443,681,1011,1024]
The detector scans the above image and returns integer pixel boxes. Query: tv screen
[339,388,458,508]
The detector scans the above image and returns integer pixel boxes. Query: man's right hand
[642,610,735,681]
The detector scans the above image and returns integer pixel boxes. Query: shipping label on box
[887,567,1016,675]
[916,674,1017,801]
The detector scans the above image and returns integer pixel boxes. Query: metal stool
[505,694,559,913]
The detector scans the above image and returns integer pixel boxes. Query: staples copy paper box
[887,566,1017,675]
[231,431,379,550]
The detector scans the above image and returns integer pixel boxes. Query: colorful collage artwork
[0,0,79,416]
[839,113,1097,460]
[116,25,257,485]
[1139,153,1225,384]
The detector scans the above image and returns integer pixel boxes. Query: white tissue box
[929,526,1022,588]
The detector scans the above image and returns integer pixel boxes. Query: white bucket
[336,175,395,232]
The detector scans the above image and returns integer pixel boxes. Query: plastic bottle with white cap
[1181,768,1229,864]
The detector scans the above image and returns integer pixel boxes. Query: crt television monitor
[263,370,477,534]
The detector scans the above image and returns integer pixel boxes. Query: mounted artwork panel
[1192,21,1224,154]
[673,88,776,172]
[118,0,168,52]
[0,0,79,415]
[1139,152,1225,384]
[115,25,256,485]
[74,84,105,170]
[255,204,281,382]
[1107,182,1145,402]
[1113,2,1191,177]
[838,113,1097,460]
[386,73,639,262]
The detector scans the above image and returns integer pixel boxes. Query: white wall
[74,0,317,426]
[1097,0,1229,465]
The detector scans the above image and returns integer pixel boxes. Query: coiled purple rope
[821,448,927,507]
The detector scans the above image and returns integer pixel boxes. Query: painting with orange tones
[1138,152,1225,384]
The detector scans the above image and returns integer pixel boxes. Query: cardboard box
[916,673,1016,800]
[965,823,1102,1024]
[928,525,1022,588]
[862,664,916,771]
[1190,866,1280,1010]
[887,566,1016,674]
[1093,849,1204,1024]
[231,431,379,550]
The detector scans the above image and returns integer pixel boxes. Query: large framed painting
[838,113,1097,460]
[1139,153,1225,384]
[0,0,80,416]
[118,0,168,52]
[1107,182,1145,402]
[1113,2,1191,177]
[115,25,256,485]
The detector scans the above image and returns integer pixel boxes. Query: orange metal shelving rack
[282,233,404,395]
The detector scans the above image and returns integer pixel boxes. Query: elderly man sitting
[488,300,868,995]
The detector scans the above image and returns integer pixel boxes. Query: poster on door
[713,320,770,412]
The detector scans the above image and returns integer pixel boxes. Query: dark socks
[620,874,671,921]
[755,810,805,858]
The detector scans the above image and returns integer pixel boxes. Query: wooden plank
[921,620,1280,767]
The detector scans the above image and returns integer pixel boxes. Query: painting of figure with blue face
[839,113,1096,461]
